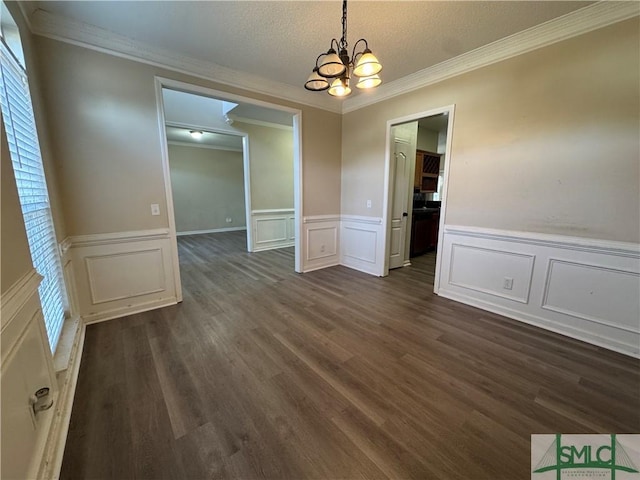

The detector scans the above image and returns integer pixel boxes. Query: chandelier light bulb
[353,50,382,77]
[328,78,351,97]
[356,74,382,90]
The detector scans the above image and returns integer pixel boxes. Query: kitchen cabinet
[410,209,440,257]
[414,150,441,193]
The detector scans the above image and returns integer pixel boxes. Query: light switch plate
[151,204,160,216]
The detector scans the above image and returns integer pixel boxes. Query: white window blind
[0,39,67,352]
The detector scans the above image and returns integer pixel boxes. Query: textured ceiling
[27,1,592,93]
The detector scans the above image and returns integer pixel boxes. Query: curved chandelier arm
[350,38,370,65]
[330,38,341,53]
[313,53,326,68]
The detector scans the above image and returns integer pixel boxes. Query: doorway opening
[154,78,303,302]
[382,105,455,293]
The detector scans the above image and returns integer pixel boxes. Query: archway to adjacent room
[154,77,303,302]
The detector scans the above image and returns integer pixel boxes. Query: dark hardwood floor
[61,231,640,479]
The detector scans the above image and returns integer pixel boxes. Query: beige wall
[342,19,640,243]
[1,117,33,294]
[233,122,294,211]
[31,35,341,237]
[168,145,245,233]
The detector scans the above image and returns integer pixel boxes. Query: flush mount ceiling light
[304,0,382,98]
[189,130,204,139]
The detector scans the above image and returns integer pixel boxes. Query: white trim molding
[64,228,171,248]
[176,226,247,237]
[0,269,43,331]
[41,316,85,480]
[438,225,640,358]
[230,116,293,131]
[167,140,242,152]
[342,1,640,113]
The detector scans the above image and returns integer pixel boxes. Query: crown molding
[231,116,293,131]
[167,140,242,152]
[26,9,342,114]
[342,1,640,113]
[23,2,638,116]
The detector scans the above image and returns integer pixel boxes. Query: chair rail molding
[438,225,640,358]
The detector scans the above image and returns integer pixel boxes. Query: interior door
[389,140,412,269]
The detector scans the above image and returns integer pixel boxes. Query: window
[1,7,67,352]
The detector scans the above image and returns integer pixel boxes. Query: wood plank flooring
[61,231,640,479]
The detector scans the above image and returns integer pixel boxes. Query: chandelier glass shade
[304,0,382,97]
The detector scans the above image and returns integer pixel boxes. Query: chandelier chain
[340,0,348,51]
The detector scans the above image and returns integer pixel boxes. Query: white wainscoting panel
[542,259,640,333]
[64,229,178,324]
[251,209,295,252]
[438,225,640,357]
[1,269,57,480]
[303,215,340,272]
[86,249,166,304]
[340,216,385,276]
[449,244,535,303]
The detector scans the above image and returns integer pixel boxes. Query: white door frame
[154,77,304,304]
[381,104,455,293]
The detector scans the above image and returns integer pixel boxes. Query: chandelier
[304,0,382,97]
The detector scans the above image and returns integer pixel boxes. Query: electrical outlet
[503,277,514,290]
[150,204,160,216]
[366,200,372,208]
[225,217,232,223]
[320,244,326,253]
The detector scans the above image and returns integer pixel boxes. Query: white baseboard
[40,318,85,480]
[438,225,640,358]
[438,289,637,358]
[83,297,177,325]
[176,226,246,236]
